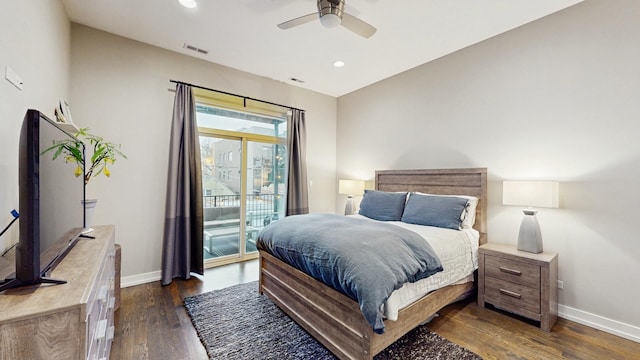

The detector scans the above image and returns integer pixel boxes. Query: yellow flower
[74,165,83,177]
[104,166,111,178]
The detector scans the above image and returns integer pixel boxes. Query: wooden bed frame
[258,168,487,360]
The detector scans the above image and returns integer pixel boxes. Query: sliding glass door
[244,141,287,254]
[197,103,287,268]
[200,135,243,260]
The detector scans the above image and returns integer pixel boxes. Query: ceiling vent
[183,43,209,55]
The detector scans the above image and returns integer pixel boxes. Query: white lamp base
[517,209,543,253]
[344,196,355,215]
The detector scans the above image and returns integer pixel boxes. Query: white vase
[81,199,98,234]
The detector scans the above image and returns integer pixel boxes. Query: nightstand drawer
[485,277,540,314]
[485,255,540,289]
[478,243,558,331]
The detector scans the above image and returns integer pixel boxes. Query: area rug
[184,281,481,360]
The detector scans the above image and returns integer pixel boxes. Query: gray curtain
[161,83,204,285]
[286,109,309,215]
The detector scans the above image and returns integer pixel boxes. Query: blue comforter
[256,213,443,334]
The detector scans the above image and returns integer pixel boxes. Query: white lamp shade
[338,179,365,196]
[503,181,559,208]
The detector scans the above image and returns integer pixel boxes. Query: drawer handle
[499,266,522,276]
[96,319,108,340]
[499,288,522,299]
[107,326,115,341]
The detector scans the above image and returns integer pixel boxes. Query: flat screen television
[0,109,86,292]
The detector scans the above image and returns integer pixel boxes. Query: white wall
[68,25,337,280]
[0,0,70,252]
[337,0,640,340]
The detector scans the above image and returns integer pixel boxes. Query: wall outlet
[557,280,564,289]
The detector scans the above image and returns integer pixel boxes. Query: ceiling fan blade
[341,13,377,38]
[277,13,318,30]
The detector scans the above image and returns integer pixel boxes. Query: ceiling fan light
[178,0,197,9]
[320,13,341,28]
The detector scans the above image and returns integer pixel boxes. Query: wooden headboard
[375,168,488,244]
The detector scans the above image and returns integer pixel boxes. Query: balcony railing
[202,194,282,259]
[203,194,281,227]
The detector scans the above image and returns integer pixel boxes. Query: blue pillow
[401,193,469,230]
[358,190,407,221]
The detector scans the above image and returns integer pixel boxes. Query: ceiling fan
[277,0,377,39]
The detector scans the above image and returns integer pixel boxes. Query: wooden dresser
[0,225,116,359]
[477,242,558,331]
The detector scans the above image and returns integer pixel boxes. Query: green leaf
[91,145,106,163]
[41,127,126,182]
[65,145,84,164]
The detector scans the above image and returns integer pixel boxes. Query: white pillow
[414,192,478,229]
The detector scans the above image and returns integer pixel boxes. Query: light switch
[5,66,24,90]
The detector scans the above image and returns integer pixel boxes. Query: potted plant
[42,127,127,184]
[42,128,126,232]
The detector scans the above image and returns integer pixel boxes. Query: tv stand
[0,276,66,292]
[0,225,116,360]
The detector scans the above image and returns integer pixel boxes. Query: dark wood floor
[112,260,640,359]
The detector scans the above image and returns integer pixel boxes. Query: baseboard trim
[121,270,161,288]
[559,304,640,343]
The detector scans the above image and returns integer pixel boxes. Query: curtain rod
[169,80,305,113]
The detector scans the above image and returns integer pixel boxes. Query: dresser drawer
[485,276,540,314]
[86,240,116,360]
[485,255,540,289]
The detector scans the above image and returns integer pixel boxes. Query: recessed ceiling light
[178,0,197,9]
[333,61,345,68]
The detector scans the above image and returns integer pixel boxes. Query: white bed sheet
[349,215,479,321]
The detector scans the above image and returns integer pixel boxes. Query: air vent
[183,43,209,55]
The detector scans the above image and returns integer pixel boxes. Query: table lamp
[339,179,365,215]
[503,180,559,253]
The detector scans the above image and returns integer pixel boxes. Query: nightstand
[478,242,558,331]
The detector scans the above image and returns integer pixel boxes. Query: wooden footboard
[259,250,474,360]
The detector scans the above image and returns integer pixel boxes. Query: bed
[257,168,487,360]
